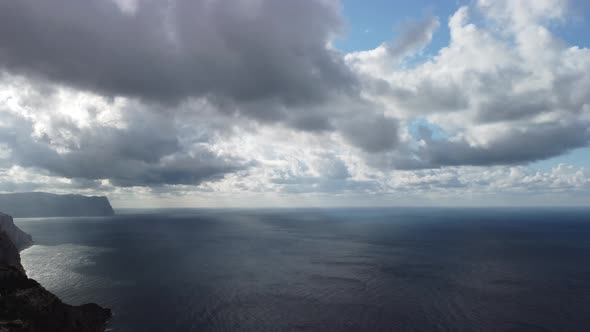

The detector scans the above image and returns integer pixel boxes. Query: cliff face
[0,193,114,218]
[0,213,33,251]
[0,230,25,276]
[0,213,111,332]
[0,213,28,275]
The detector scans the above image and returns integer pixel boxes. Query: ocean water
[14,208,590,332]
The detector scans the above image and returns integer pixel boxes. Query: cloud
[376,122,589,169]
[0,86,250,187]
[350,1,590,169]
[339,113,399,153]
[345,16,440,75]
[267,153,379,194]
[0,0,400,155]
[1,0,590,205]
[478,0,568,28]
[0,0,355,107]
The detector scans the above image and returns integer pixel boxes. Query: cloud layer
[0,0,589,205]
[0,0,354,105]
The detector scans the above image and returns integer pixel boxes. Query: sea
[14,208,590,332]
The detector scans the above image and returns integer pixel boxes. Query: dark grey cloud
[476,92,551,123]
[389,123,590,169]
[0,109,249,187]
[472,68,556,123]
[0,0,355,108]
[0,0,406,160]
[340,114,399,153]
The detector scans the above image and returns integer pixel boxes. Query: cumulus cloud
[350,0,590,169]
[0,82,250,187]
[0,0,589,205]
[479,0,569,28]
[345,16,440,74]
[0,0,405,157]
[0,0,354,106]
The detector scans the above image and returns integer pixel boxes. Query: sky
[0,0,589,208]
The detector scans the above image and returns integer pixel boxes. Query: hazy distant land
[0,192,114,218]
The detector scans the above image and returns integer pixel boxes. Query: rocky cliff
[0,213,111,332]
[0,213,32,251]
[0,193,114,218]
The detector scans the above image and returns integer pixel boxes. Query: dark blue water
[14,208,590,331]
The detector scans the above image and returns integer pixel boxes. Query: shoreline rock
[0,212,111,332]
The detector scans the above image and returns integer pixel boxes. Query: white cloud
[347,1,590,170]
[109,0,140,15]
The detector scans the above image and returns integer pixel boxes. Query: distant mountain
[0,192,115,218]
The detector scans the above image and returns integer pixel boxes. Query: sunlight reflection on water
[21,244,117,305]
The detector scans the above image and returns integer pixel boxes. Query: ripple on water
[20,244,117,305]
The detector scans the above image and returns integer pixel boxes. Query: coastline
[0,212,111,332]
